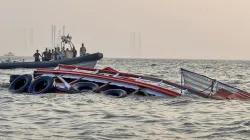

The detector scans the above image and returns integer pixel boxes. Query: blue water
[0,58,250,140]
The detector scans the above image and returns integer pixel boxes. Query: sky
[0,0,250,60]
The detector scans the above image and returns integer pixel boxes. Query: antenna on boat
[58,30,61,44]
[63,25,65,36]
[52,25,54,47]
[54,25,56,47]
[138,32,141,58]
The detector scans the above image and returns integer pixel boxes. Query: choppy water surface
[0,58,250,140]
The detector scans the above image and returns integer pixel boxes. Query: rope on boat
[198,79,216,96]
[180,69,216,96]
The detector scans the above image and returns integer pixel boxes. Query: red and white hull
[9,64,250,100]
[34,64,183,97]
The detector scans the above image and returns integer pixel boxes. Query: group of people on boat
[33,43,87,62]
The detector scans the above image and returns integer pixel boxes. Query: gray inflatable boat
[0,52,103,69]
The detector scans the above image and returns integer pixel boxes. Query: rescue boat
[0,34,103,69]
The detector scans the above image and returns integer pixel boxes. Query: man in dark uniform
[33,50,42,62]
[54,48,58,60]
[42,48,49,61]
[51,49,54,60]
[47,50,53,61]
[72,46,77,57]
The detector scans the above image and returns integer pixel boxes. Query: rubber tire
[103,89,128,98]
[9,75,21,83]
[71,82,99,92]
[9,74,32,93]
[28,76,54,94]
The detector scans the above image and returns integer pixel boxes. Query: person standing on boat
[56,47,63,60]
[42,48,49,61]
[53,48,58,60]
[80,43,86,56]
[51,49,54,60]
[61,47,66,59]
[65,48,71,58]
[33,50,42,62]
[73,46,77,57]
[47,50,52,61]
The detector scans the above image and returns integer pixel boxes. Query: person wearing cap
[33,50,42,62]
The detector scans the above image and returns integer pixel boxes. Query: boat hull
[0,53,103,69]
[33,65,182,97]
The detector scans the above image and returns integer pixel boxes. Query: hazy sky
[1,0,250,60]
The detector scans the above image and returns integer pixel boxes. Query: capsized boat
[8,65,250,100]
[9,64,183,97]
[34,64,183,97]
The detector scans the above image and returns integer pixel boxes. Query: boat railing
[55,64,186,91]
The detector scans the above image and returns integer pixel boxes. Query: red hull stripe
[49,65,210,97]
[37,64,250,100]
[34,69,182,97]
[39,65,190,90]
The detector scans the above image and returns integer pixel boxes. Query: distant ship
[4,52,15,57]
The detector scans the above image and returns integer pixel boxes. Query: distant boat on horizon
[4,52,15,57]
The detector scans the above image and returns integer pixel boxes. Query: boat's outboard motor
[71,82,99,92]
[103,89,128,98]
[28,76,54,94]
[9,74,32,93]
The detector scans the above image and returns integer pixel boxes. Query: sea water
[0,58,249,140]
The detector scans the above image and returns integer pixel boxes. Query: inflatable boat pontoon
[0,52,103,69]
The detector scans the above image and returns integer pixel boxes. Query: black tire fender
[71,82,99,92]
[9,74,21,83]
[103,89,128,98]
[9,74,32,93]
[28,76,54,94]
